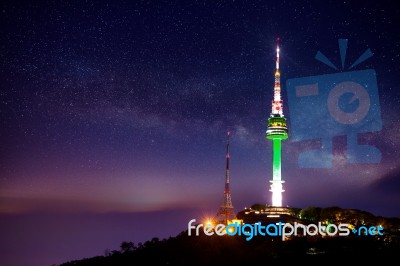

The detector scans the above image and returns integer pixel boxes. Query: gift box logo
[286,39,382,168]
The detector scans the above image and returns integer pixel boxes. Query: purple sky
[1,1,400,265]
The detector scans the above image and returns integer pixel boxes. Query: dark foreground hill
[59,206,400,265]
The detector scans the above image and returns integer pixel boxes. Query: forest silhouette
[59,206,400,265]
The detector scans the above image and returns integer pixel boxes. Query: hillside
[59,206,400,265]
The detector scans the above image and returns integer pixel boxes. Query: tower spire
[266,38,288,207]
[272,37,283,115]
[216,131,236,224]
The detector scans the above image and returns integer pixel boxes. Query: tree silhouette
[120,241,135,253]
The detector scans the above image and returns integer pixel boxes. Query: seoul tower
[216,131,236,224]
[266,38,288,207]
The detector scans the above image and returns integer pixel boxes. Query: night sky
[1,1,400,265]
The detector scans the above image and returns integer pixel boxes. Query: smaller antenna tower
[216,131,236,224]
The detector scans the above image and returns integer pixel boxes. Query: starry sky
[1,0,400,265]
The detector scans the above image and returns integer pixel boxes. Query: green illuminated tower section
[266,38,288,207]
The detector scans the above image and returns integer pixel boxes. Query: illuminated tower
[266,38,288,207]
[216,131,236,224]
